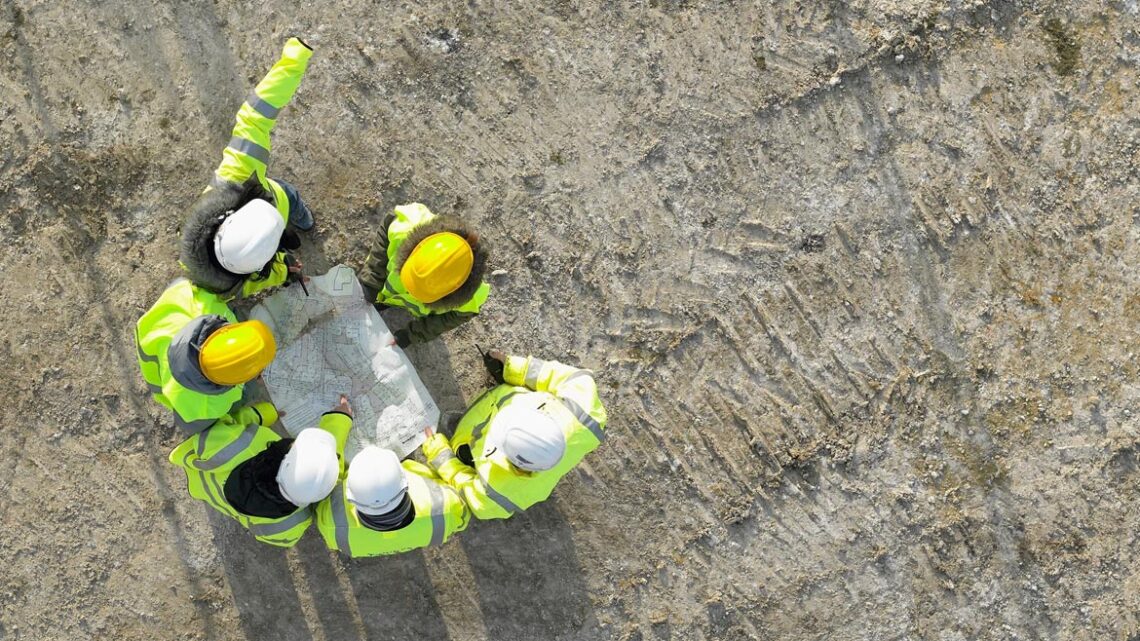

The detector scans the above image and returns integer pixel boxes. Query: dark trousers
[276,180,313,230]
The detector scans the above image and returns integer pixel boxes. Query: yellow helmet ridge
[199,320,277,385]
[400,232,474,303]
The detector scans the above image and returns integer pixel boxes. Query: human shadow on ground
[211,512,314,641]
[403,338,602,641]
[213,512,444,641]
[459,498,602,641]
[342,552,452,640]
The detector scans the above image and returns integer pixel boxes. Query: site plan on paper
[249,264,437,460]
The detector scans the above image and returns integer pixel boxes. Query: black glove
[394,329,411,349]
[279,229,301,251]
[482,351,504,383]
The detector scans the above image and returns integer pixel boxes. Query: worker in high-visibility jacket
[423,351,607,520]
[358,203,490,347]
[169,396,352,547]
[135,278,276,434]
[315,441,469,557]
[180,37,317,300]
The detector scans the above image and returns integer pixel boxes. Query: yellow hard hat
[199,320,277,386]
[400,232,474,303]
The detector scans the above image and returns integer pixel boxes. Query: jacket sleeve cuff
[422,433,451,462]
[251,402,279,426]
[283,37,314,63]
[319,411,353,454]
[503,355,529,386]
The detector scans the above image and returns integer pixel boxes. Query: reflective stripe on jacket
[316,461,469,556]
[135,278,243,433]
[431,356,607,520]
[375,203,491,316]
[168,405,312,547]
[206,37,313,298]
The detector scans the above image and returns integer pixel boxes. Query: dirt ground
[2,0,1139,639]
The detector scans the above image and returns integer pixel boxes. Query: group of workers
[134,38,608,556]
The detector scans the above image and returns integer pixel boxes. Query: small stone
[491,269,508,277]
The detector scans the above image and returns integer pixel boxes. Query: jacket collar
[357,494,416,531]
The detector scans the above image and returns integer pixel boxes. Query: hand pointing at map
[333,394,352,417]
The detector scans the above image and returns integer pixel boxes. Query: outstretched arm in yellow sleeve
[422,434,512,520]
[213,37,314,188]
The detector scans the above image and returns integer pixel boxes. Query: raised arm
[211,37,313,189]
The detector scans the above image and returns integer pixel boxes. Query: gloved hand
[422,433,454,466]
[280,229,302,251]
[251,402,279,426]
[332,394,352,417]
[482,349,505,383]
[394,329,411,348]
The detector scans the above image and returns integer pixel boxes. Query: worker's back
[135,278,243,433]
[316,460,469,557]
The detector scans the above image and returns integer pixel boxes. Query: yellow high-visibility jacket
[180,37,313,299]
[316,460,469,557]
[170,407,352,547]
[424,355,607,520]
[135,278,243,434]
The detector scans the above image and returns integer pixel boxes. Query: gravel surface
[1,1,1138,640]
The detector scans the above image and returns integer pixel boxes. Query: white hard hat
[276,428,339,507]
[345,447,408,515]
[213,199,286,274]
[486,396,566,472]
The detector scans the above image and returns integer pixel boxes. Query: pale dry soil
[1,1,1139,640]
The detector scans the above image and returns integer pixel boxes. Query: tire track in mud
[6,1,1138,639]
[574,6,1046,635]
[4,0,58,142]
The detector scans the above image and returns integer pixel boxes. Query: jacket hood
[180,176,276,296]
[167,314,232,394]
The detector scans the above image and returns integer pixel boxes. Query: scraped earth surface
[2,1,1139,640]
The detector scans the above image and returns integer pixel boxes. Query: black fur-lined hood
[179,176,276,295]
[395,215,489,311]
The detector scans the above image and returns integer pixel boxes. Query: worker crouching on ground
[169,396,353,547]
[136,278,276,433]
[180,37,317,300]
[316,435,469,557]
[423,352,607,520]
[359,203,491,347]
